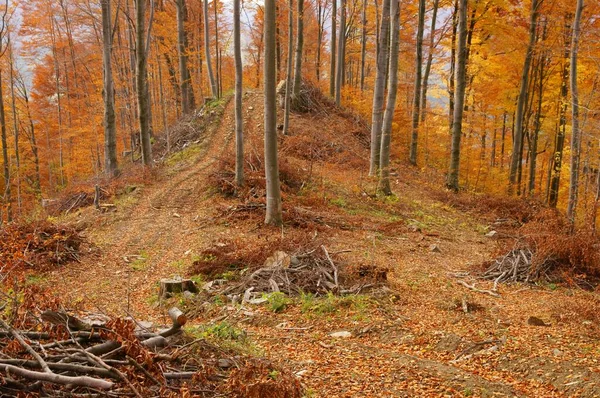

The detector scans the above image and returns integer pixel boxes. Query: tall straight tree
[176,0,195,114]
[509,0,540,192]
[446,0,467,191]
[329,0,336,98]
[369,0,390,176]
[283,0,293,135]
[334,0,346,105]
[135,0,152,166]
[409,0,425,165]
[101,0,118,177]
[292,0,304,104]
[420,0,439,123]
[359,0,366,91]
[203,0,218,98]
[379,0,400,195]
[264,0,282,225]
[233,0,244,186]
[567,0,583,224]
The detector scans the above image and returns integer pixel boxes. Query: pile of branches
[481,247,549,286]
[0,221,84,271]
[45,189,109,215]
[0,305,303,397]
[219,245,381,299]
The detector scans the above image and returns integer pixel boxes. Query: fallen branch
[457,280,501,298]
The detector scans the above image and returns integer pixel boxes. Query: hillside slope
[44,91,600,398]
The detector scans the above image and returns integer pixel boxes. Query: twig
[457,280,501,297]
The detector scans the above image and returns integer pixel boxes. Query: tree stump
[159,278,198,299]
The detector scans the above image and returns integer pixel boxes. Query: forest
[0,0,598,396]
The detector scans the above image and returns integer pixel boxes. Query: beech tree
[233,0,244,187]
[135,0,152,166]
[101,0,118,177]
[334,0,346,106]
[292,0,304,104]
[378,0,400,195]
[447,0,467,191]
[176,0,195,114]
[283,0,293,135]
[264,0,282,226]
[203,0,218,98]
[329,0,336,98]
[409,0,425,165]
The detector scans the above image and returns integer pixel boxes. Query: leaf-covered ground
[35,92,600,397]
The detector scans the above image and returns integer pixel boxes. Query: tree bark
[409,0,426,165]
[101,0,118,177]
[292,0,304,104]
[283,0,294,135]
[378,0,400,195]
[176,0,194,114]
[446,0,467,191]
[203,0,218,98]
[509,0,539,192]
[420,0,439,123]
[329,0,337,98]
[264,0,283,226]
[567,0,583,224]
[234,0,244,187]
[369,0,391,176]
[335,0,346,106]
[135,0,152,166]
[360,0,367,91]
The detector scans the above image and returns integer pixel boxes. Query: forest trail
[45,92,600,397]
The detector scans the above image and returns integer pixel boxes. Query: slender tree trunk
[446,0,467,191]
[234,0,244,187]
[176,0,194,114]
[292,0,305,103]
[135,0,152,166]
[155,43,170,153]
[359,0,367,91]
[329,0,336,97]
[448,0,458,130]
[378,0,400,195]
[567,0,583,224]
[101,0,118,177]
[548,17,570,208]
[264,0,283,226]
[335,0,346,106]
[316,0,323,81]
[8,41,20,213]
[528,50,546,195]
[420,0,439,123]
[509,0,539,192]
[213,2,220,98]
[0,68,10,222]
[409,0,426,165]
[283,0,294,135]
[369,0,390,176]
[203,0,218,98]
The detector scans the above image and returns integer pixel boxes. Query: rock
[485,230,498,238]
[329,331,352,338]
[553,349,563,357]
[429,244,441,253]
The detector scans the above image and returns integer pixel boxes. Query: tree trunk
[448,0,458,130]
[509,0,539,192]
[8,40,20,213]
[203,0,218,98]
[369,0,391,176]
[548,17,570,208]
[0,68,10,223]
[316,0,323,81]
[135,0,152,166]
[101,0,118,177]
[567,0,583,224]
[176,0,194,114]
[446,0,467,191]
[335,0,346,106]
[360,0,367,91]
[264,0,283,226]
[234,0,244,187]
[409,0,426,165]
[283,0,294,135]
[292,0,304,104]
[420,0,439,123]
[329,0,336,97]
[528,50,546,196]
[378,0,400,196]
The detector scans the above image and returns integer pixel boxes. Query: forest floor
[36,91,600,397]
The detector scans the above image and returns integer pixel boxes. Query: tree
[446,0,467,191]
[264,0,282,226]
[359,0,366,91]
[292,0,304,104]
[369,0,390,176]
[334,0,345,106]
[420,0,439,123]
[409,0,425,165]
[176,0,195,114]
[378,0,400,195]
[0,0,10,222]
[233,0,244,187]
[135,0,152,166]
[329,0,336,98]
[509,0,540,193]
[283,0,293,135]
[101,0,118,177]
[203,0,218,98]
[567,0,583,224]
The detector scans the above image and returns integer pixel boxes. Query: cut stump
[159,278,198,299]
